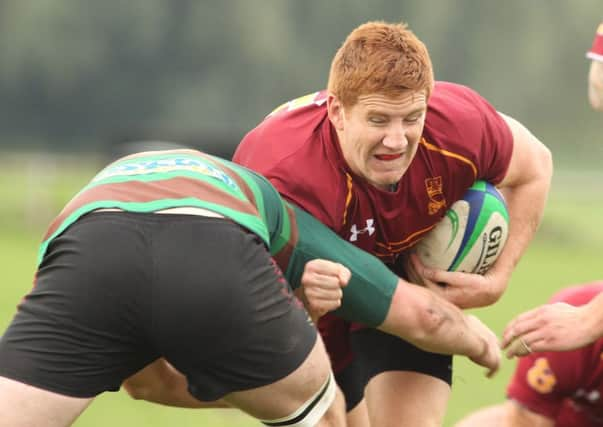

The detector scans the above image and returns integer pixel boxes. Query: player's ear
[327,94,345,131]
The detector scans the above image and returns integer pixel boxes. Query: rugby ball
[414,181,509,275]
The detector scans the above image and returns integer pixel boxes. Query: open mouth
[375,153,402,161]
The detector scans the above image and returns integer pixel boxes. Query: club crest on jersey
[425,176,447,215]
[349,219,375,242]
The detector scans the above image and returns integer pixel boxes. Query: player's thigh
[223,335,342,424]
[334,355,368,413]
[0,376,92,427]
[351,328,453,385]
[346,398,370,427]
[0,213,159,399]
[351,328,452,427]
[365,371,450,427]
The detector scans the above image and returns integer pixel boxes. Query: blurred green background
[1,1,601,426]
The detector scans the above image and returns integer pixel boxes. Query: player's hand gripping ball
[414,180,509,275]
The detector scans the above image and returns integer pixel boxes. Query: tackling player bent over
[0,148,500,427]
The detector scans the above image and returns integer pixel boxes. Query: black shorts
[336,328,453,411]
[0,212,316,401]
[334,355,368,411]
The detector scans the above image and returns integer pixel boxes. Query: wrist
[485,264,511,295]
[464,315,488,359]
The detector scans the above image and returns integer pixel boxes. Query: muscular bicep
[496,112,551,190]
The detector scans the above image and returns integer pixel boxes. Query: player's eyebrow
[406,107,426,116]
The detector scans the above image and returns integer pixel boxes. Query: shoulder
[509,345,589,404]
[549,282,603,305]
[235,91,329,165]
[425,81,507,137]
[420,81,513,183]
[234,90,347,229]
[506,351,577,421]
[587,22,603,59]
[234,91,333,186]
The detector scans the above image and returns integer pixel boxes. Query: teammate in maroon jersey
[456,282,603,427]
[234,20,552,427]
[588,22,603,111]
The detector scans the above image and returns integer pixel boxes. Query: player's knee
[300,334,333,389]
[319,386,346,427]
[259,372,342,427]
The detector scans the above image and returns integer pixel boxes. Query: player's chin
[369,171,404,190]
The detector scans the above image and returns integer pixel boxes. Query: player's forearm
[379,280,488,358]
[589,60,603,111]
[491,117,552,303]
[489,178,548,296]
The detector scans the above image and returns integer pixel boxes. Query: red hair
[327,21,434,107]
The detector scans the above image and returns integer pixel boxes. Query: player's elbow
[400,291,451,345]
[482,285,504,307]
[380,282,450,345]
[414,302,450,342]
[533,139,553,181]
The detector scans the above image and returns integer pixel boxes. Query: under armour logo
[349,219,375,242]
[575,388,601,403]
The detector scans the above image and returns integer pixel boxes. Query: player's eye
[368,116,387,124]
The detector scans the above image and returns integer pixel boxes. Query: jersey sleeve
[457,84,514,184]
[233,94,346,231]
[506,351,581,420]
[285,203,398,327]
[240,167,291,248]
[587,22,603,61]
[426,82,514,185]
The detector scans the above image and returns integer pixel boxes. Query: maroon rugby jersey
[234,81,514,371]
[507,282,603,427]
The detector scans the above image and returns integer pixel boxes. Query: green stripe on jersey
[37,198,268,265]
[38,151,276,265]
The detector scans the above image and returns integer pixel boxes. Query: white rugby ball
[415,180,509,275]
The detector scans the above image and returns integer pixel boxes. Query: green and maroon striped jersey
[38,149,397,327]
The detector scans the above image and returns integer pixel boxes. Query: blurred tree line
[0,0,601,164]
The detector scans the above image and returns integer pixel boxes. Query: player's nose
[382,123,408,151]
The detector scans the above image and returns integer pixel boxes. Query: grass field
[0,154,600,426]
